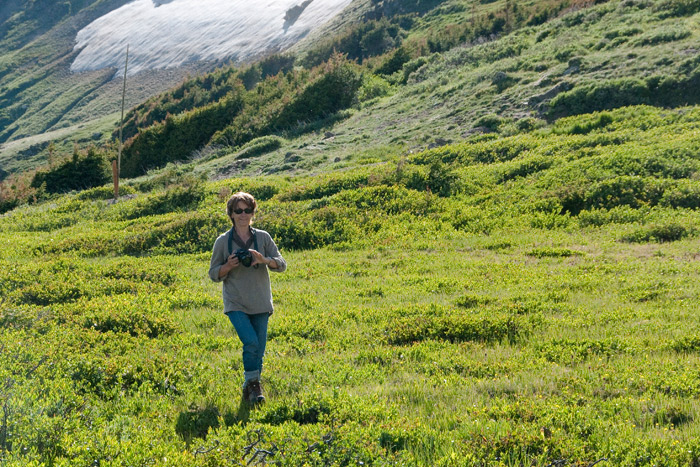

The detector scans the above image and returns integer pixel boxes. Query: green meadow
[2,105,700,465]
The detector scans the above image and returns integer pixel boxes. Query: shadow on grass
[175,399,256,443]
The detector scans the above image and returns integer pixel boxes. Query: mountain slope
[0,0,359,179]
[111,0,700,182]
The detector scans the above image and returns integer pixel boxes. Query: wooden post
[112,159,119,199]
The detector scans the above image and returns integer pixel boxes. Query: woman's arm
[209,235,238,281]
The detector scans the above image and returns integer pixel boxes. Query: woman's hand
[218,254,240,278]
[250,249,275,268]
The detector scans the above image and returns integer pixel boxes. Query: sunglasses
[232,208,254,214]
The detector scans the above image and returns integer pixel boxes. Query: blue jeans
[226,311,269,383]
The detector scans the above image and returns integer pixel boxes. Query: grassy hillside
[2,105,700,465]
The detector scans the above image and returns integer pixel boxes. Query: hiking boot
[242,381,252,402]
[248,379,265,404]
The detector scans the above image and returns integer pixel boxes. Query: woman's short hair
[227,192,257,222]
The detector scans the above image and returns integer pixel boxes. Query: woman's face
[231,201,254,226]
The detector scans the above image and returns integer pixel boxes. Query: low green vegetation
[2,105,700,465]
[3,0,700,465]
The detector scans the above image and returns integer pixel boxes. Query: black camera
[234,248,253,267]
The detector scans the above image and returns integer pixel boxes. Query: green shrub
[670,335,700,352]
[331,185,436,215]
[577,206,648,227]
[622,222,690,243]
[567,112,614,135]
[120,210,228,255]
[583,176,665,211]
[357,74,392,103]
[633,26,691,46]
[387,312,526,345]
[175,406,220,441]
[236,135,283,159]
[118,181,206,220]
[300,18,401,68]
[653,0,700,18]
[498,155,552,182]
[75,184,137,201]
[279,171,372,201]
[272,55,362,130]
[261,396,332,425]
[536,339,627,363]
[375,46,411,76]
[549,79,650,118]
[660,180,700,209]
[455,294,493,308]
[80,294,178,338]
[121,93,244,177]
[31,147,110,194]
[402,161,462,197]
[550,73,700,118]
[526,247,582,258]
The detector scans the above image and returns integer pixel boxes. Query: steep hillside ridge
[109,0,700,182]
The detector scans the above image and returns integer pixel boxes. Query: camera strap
[228,227,258,256]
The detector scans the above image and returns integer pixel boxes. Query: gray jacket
[208,228,286,315]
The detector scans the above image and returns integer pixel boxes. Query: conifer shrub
[101,259,177,287]
[633,25,691,46]
[448,205,502,234]
[357,74,392,103]
[121,93,244,177]
[239,182,279,201]
[374,46,411,76]
[256,204,360,250]
[550,71,700,118]
[30,147,110,194]
[119,210,228,255]
[526,247,583,258]
[549,78,650,118]
[401,161,462,197]
[330,185,436,216]
[300,18,401,68]
[272,56,362,130]
[670,335,700,352]
[255,208,327,250]
[558,176,667,215]
[577,206,648,227]
[70,346,183,397]
[566,112,614,135]
[83,307,177,338]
